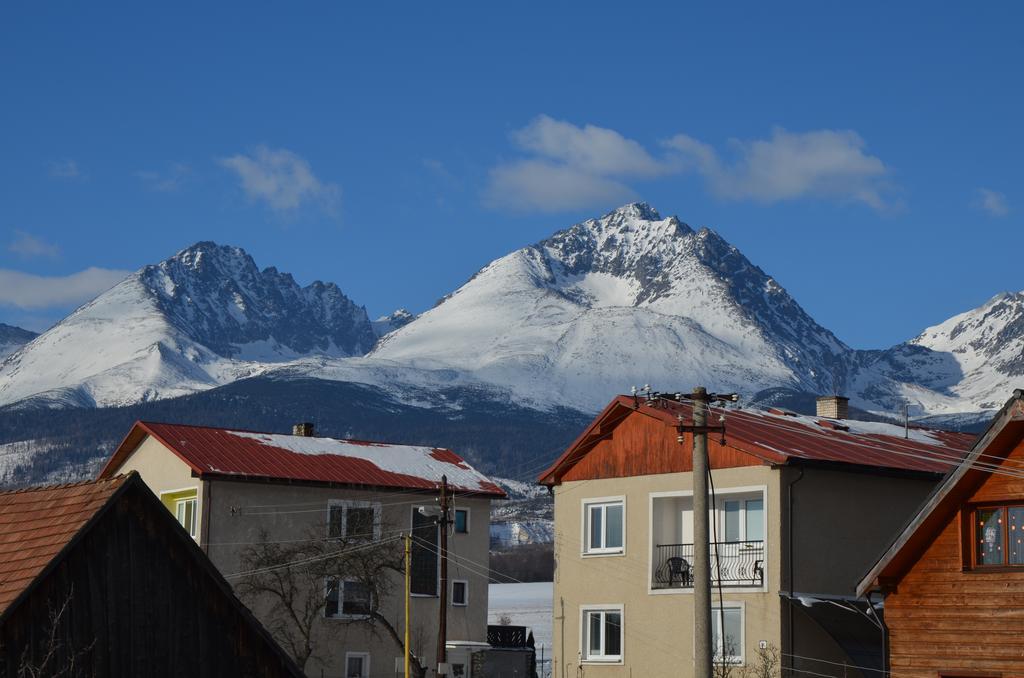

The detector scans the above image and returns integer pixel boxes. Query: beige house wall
[109,438,493,678]
[551,465,783,678]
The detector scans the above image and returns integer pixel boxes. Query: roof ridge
[142,420,452,450]
[0,474,129,497]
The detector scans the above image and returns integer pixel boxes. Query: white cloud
[485,116,671,212]
[0,268,129,309]
[975,188,1009,217]
[136,163,191,192]
[664,127,893,210]
[486,117,896,213]
[219,146,339,214]
[8,231,60,259]
[49,159,81,179]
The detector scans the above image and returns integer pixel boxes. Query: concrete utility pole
[436,475,451,675]
[691,386,713,678]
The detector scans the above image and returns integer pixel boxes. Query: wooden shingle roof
[0,475,128,615]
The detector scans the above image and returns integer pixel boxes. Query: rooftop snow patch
[227,430,497,493]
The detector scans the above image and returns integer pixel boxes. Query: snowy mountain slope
[0,324,37,361]
[369,203,851,411]
[848,292,1024,419]
[0,242,374,408]
[371,308,416,338]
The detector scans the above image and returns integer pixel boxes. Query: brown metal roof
[99,421,506,498]
[540,395,978,485]
[0,475,128,615]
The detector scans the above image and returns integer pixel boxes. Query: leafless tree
[235,527,429,677]
[15,588,94,678]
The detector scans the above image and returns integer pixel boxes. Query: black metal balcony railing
[652,541,764,589]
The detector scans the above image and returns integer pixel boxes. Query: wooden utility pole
[436,475,451,675]
[691,386,713,678]
[404,533,412,678]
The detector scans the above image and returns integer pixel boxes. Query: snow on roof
[105,422,505,497]
[227,430,500,495]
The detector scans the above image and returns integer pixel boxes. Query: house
[0,472,303,678]
[857,389,1024,678]
[97,421,506,678]
[538,393,975,678]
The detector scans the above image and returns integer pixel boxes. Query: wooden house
[0,472,302,678]
[858,390,1024,678]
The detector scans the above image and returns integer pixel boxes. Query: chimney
[816,396,849,420]
[292,422,315,437]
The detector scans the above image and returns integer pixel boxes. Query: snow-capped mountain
[0,324,37,361]
[369,203,850,411]
[0,242,374,407]
[848,292,1024,419]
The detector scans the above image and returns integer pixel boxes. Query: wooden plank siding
[561,408,763,482]
[0,479,301,678]
[885,438,1024,678]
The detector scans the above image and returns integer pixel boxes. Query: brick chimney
[292,422,315,437]
[816,396,849,420]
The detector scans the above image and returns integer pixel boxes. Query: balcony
[652,540,764,589]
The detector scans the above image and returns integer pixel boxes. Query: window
[452,580,468,606]
[972,505,1024,567]
[411,507,439,595]
[160,488,199,540]
[344,652,370,678]
[722,498,763,543]
[711,605,744,664]
[175,497,197,538]
[325,579,372,618]
[581,607,623,662]
[454,508,469,534]
[328,501,380,541]
[583,498,624,554]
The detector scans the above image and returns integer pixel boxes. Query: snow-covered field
[488,582,553,656]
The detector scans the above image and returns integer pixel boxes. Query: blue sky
[0,2,1020,348]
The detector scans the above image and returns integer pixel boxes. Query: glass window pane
[328,505,345,538]
[745,499,764,541]
[1010,507,1024,565]
[325,579,339,617]
[452,581,467,605]
[343,581,372,615]
[346,656,364,677]
[605,504,623,549]
[723,608,742,658]
[347,507,375,541]
[711,613,721,657]
[589,612,602,654]
[455,509,468,533]
[589,506,603,550]
[724,501,741,542]
[977,508,1005,565]
[604,612,621,656]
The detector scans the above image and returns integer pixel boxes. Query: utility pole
[673,387,738,678]
[691,386,713,678]
[404,532,412,678]
[436,475,451,675]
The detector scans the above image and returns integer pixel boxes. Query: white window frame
[451,579,469,607]
[344,651,371,678]
[454,507,470,534]
[579,604,624,664]
[324,578,373,619]
[719,496,764,543]
[581,496,626,556]
[327,500,381,541]
[710,602,744,665]
[175,497,198,538]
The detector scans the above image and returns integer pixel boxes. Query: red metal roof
[100,422,506,498]
[540,395,978,485]
[0,475,128,615]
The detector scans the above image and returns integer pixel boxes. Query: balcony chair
[667,556,691,587]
